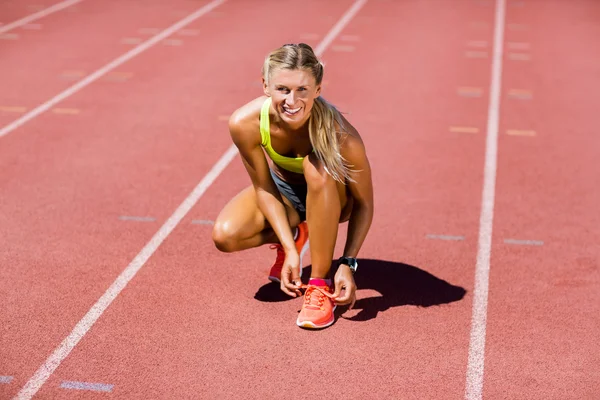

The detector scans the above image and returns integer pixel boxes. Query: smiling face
[263,68,321,129]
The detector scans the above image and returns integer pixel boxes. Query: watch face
[341,257,358,273]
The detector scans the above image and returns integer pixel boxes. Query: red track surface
[1,0,598,399]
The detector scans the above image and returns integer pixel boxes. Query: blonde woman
[212,43,374,329]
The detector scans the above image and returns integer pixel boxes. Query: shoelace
[300,285,336,310]
[269,244,285,266]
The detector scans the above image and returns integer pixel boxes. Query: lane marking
[331,44,355,52]
[507,89,532,99]
[0,376,14,384]
[138,27,161,35]
[0,33,20,40]
[52,108,80,115]
[426,234,465,241]
[191,219,214,225]
[504,239,543,246]
[162,38,183,46]
[119,216,156,222]
[465,51,488,59]
[507,129,535,136]
[507,23,528,31]
[0,0,84,35]
[60,381,113,392]
[121,37,143,45]
[458,87,484,98]
[340,34,360,42]
[22,23,43,30]
[467,40,488,48]
[464,0,505,399]
[507,41,530,50]
[508,52,531,61]
[177,28,200,36]
[0,106,27,113]
[13,2,366,398]
[103,71,134,82]
[450,126,479,134]
[299,33,320,40]
[0,0,227,139]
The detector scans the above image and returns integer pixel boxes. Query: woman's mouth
[282,105,301,116]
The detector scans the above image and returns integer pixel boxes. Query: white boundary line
[464,0,506,399]
[0,0,227,139]
[12,1,368,398]
[0,0,84,35]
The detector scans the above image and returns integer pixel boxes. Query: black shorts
[270,169,307,221]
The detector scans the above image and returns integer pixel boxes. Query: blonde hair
[262,43,353,183]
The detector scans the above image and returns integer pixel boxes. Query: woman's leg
[212,185,302,253]
[303,154,353,279]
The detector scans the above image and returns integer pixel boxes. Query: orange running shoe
[296,284,336,329]
[268,221,309,283]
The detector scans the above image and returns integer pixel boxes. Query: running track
[1,0,598,399]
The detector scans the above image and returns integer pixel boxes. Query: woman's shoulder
[228,96,268,144]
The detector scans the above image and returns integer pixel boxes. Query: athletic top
[260,97,305,174]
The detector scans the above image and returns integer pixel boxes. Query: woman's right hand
[280,251,302,297]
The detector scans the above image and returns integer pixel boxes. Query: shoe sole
[296,305,336,329]
[268,238,310,283]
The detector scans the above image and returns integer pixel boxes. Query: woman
[212,43,374,329]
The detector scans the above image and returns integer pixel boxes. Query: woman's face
[264,68,321,128]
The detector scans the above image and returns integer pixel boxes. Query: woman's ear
[315,84,322,97]
[262,78,270,96]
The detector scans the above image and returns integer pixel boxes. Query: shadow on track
[254,258,467,322]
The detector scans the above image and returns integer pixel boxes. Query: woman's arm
[228,111,297,254]
[341,133,374,258]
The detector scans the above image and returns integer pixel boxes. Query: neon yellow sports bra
[260,97,305,174]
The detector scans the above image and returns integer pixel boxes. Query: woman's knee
[303,153,335,191]
[212,221,237,253]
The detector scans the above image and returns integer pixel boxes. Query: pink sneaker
[296,284,336,329]
[268,221,309,283]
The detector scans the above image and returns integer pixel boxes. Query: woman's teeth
[283,106,301,115]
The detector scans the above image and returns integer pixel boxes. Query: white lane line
[0,0,227,139]
[504,239,543,246]
[119,216,156,222]
[0,0,83,35]
[464,0,505,399]
[12,2,367,398]
[60,381,113,392]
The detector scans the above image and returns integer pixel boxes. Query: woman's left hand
[332,264,357,308]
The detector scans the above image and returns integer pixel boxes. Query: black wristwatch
[338,256,358,274]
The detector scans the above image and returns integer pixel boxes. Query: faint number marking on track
[119,216,156,222]
[52,108,80,115]
[103,72,134,82]
[465,0,506,399]
[465,51,488,59]
[508,89,532,100]
[60,381,113,392]
[0,0,226,139]
[0,376,14,384]
[507,42,530,50]
[332,44,355,52]
[22,23,43,30]
[138,28,161,35]
[467,41,488,48]
[340,34,360,42]
[163,38,183,46]
[0,106,27,113]
[191,220,214,225]
[507,129,535,136]
[0,33,19,40]
[508,52,531,61]
[13,1,368,399]
[0,0,84,35]
[426,235,465,241]
[121,37,143,45]
[450,126,479,134]
[457,87,484,98]
[504,239,543,246]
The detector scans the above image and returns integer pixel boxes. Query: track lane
[484,1,600,399]
[29,1,501,399]
[0,0,219,129]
